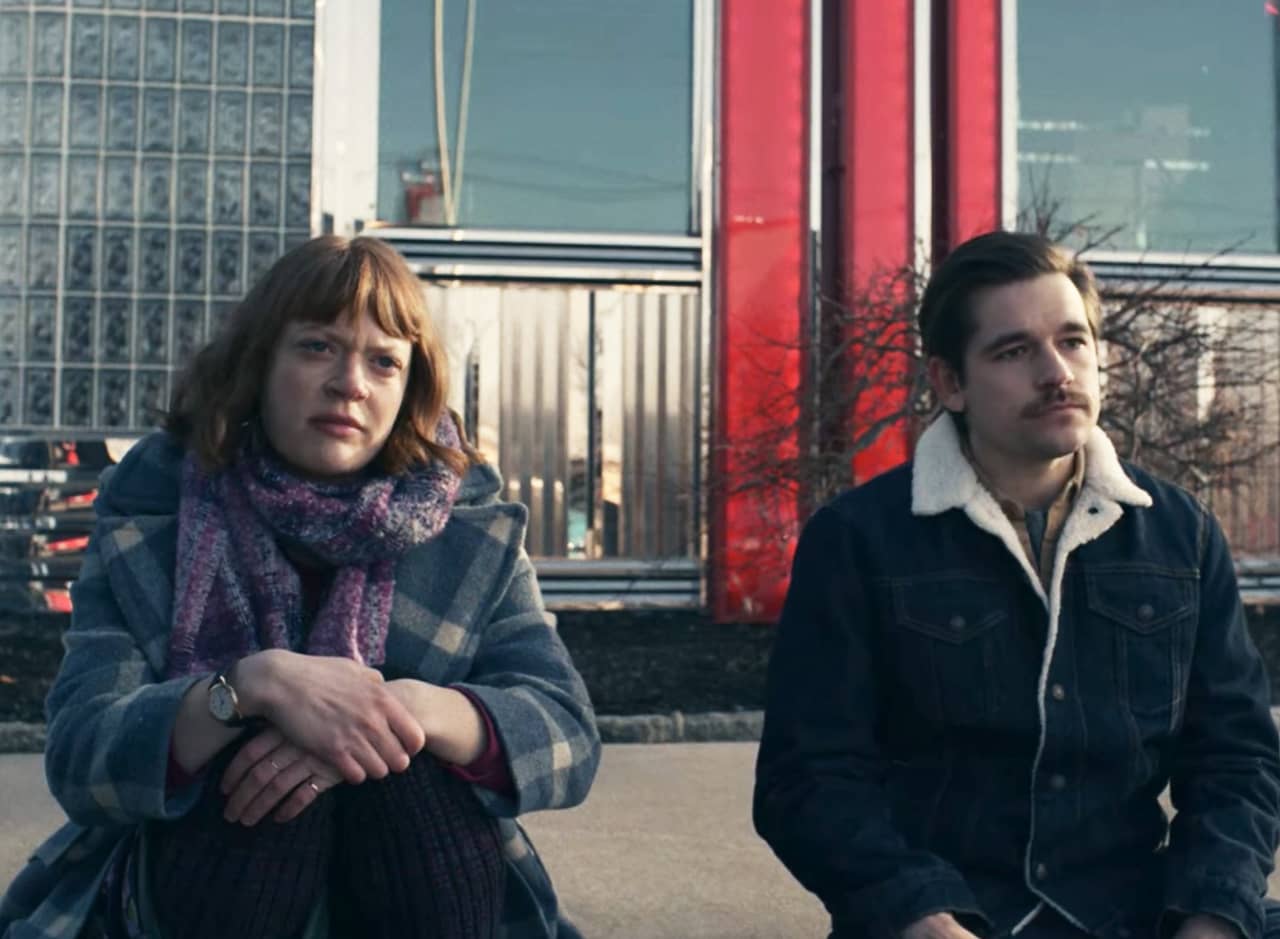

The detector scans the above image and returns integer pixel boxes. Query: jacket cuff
[445,685,515,796]
[1162,874,1262,939]
[835,875,989,939]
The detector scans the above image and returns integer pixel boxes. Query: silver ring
[307,780,321,795]
[269,759,282,772]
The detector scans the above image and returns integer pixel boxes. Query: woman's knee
[143,772,336,939]
[334,753,506,939]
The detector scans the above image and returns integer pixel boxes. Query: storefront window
[377,0,695,234]
[1016,0,1277,255]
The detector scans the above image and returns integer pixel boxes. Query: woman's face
[260,308,414,481]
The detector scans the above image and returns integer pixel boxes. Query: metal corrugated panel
[1199,308,1280,558]
[497,288,574,557]
[605,291,698,559]
[425,282,700,565]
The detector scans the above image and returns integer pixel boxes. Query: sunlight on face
[934,273,1101,477]
[260,308,413,481]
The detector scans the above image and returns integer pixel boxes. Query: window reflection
[1197,306,1280,557]
[1016,0,1277,254]
[377,0,695,234]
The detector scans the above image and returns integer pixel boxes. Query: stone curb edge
[595,710,763,744]
[0,711,766,754]
[12,708,1280,751]
[0,722,46,754]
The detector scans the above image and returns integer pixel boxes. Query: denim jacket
[754,414,1280,939]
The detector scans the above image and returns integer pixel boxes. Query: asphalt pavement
[0,743,829,939]
[7,744,1278,938]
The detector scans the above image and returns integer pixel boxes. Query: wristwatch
[208,667,251,727]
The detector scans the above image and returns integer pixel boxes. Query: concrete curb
[0,711,765,754]
[12,707,1280,752]
[0,722,45,754]
[596,710,764,744]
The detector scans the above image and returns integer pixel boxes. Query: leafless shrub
[713,199,1280,563]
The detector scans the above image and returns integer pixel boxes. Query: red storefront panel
[711,0,1006,622]
[844,0,915,482]
[946,0,1002,245]
[711,0,810,621]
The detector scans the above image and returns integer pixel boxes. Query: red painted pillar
[946,0,1003,246]
[710,0,810,622]
[843,0,915,482]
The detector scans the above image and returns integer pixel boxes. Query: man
[754,231,1280,939]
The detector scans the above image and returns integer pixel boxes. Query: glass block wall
[0,0,314,431]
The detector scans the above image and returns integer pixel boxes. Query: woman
[0,236,601,939]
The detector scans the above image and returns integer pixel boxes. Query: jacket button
[1034,862,1048,880]
[949,615,966,630]
[1049,774,1066,790]
[1137,603,1155,621]
[1051,684,1066,701]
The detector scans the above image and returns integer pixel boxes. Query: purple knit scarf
[166,416,462,677]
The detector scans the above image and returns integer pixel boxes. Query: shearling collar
[911,411,1153,518]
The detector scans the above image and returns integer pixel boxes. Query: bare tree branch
[711,193,1280,564]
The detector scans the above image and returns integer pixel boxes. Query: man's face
[260,308,413,481]
[931,272,1101,474]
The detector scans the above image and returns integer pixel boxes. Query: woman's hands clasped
[209,649,428,827]
[220,726,343,825]
[204,651,493,827]
[234,649,427,786]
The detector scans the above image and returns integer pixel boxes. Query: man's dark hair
[918,230,1102,379]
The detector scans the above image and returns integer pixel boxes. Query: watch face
[209,681,238,723]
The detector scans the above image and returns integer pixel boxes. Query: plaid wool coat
[0,431,601,939]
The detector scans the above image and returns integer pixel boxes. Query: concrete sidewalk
[8,744,1279,937]
[0,743,828,939]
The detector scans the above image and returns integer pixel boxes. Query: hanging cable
[453,0,476,219]
[432,0,476,226]
[432,0,456,225]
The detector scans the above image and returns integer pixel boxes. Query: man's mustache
[1021,391,1092,418]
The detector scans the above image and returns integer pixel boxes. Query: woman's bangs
[286,265,358,328]
[356,255,426,342]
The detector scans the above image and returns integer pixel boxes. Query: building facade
[4,0,1279,621]
[1,0,315,430]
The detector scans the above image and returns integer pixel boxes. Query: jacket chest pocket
[1085,571,1196,724]
[890,576,1008,725]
